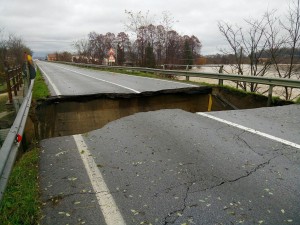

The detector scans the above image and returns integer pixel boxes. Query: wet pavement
[39,106,300,225]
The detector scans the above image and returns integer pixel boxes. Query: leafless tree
[218,22,245,74]
[74,11,201,67]
[73,39,90,58]
[278,0,300,100]
[219,1,300,99]
[219,15,276,92]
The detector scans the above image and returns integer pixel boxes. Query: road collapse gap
[24,86,291,140]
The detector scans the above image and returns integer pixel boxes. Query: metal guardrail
[62,62,300,88]
[61,61,300,106]
[0,80,34,202]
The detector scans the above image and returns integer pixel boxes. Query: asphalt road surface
[36,61,197,96]
[39,104,300,225]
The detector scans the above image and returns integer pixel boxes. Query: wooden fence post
[4,66,13,104]
[12,68,17,96]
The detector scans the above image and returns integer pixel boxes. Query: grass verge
[0,147,40,225]
[0,83,7,93]
[0,93,9,112]
[33,67,50,100]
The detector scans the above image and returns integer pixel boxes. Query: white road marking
[118,72,198,87]
[73,134,126,225]
[38,65,62,96]
[197,112,300,150]
[56,65,141,93]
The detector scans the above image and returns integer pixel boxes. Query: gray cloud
[0,0,289,56]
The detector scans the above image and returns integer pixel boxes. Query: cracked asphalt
[39,105,300,225]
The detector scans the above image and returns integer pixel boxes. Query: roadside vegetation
[0,92,8,112]
[0,67,48,225]
[0,147,40,225]
[32,67,50,100]
[0,82,7,93]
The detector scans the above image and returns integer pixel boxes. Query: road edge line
[38,65,61,96]
[57,65,141,93]
[197,112,300,150]
[73,134,126,225]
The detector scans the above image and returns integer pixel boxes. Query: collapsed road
[36,61,300,225]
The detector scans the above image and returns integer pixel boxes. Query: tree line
[0,30,31,84]
[0,30,31,69]
[71,11,202,68]
[216,0,300,100]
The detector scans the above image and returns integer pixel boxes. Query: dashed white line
[38,65,62,96]
[197,112,300,150]
[56,65,141,93]
[73,134,126,225]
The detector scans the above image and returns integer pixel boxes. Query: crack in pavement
[193,156,278,193]
[162,156,278,224]
[234,131,264,156]
[162,183,191,225]
[162,168,199,225]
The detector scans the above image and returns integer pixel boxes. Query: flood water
[184,64,300,100]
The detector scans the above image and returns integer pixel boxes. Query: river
[181,64,300,100]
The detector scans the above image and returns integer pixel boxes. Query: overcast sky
[0,0,290,57]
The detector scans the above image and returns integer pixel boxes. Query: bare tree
[219,15,275,92]
[88,32,105,61]
[74,11,201,67]
[0,29,7,66]
[116,32,130,65]
[166,30,182,64]
[279,0,300,100]
[218,22,245,75]
[73,39,90,61]
[7,34,30,65]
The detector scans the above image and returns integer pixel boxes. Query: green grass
[0,148,40,225]
[33,68,50,100]
[0,83,7,93]
[296,96,300,104]
[0,93,9,112]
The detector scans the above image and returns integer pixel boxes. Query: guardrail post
[267,85,273,107]
[218,65,224,86]
[186,65,190,81]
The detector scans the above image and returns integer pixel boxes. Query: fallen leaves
[58,211,70,217]
[55,151,68,157]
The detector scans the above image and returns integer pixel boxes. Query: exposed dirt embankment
[27,87,213,139]
[212,87,294,109]
[24,86,294,141]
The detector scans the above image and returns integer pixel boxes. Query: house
[47,54,57,61]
